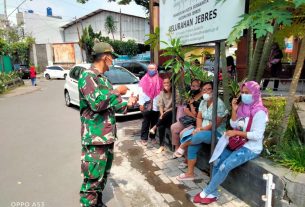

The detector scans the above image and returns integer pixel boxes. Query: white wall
[21,12,66,44]
[63,11,149,44]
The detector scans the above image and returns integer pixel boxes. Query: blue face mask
[241,94,253,105]
[148,70,157,77]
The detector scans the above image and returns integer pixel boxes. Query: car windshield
[105,66,139,84]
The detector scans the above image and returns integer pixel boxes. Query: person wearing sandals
[171,79,203,169]
[139,64,163,146]
[193,81,268,205]
[149,77,175,153]
[174,81,228,181]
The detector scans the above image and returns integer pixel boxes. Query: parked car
[14,64,30,79]
[115,60,149,79]
[64,64,141,116]
[44,65,69,80]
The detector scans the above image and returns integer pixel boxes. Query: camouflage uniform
[78,67,127,207]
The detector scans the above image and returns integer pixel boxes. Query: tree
[79,25,104,62]
[0,27,35,65]
[222,0,305,142]
[104,15,117,40]
[76,0,149,11]
[80,25,139,60]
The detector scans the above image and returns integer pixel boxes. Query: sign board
[160,0,245,48]
[53,44,75,63]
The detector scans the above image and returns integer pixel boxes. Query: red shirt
[30,66,36,78]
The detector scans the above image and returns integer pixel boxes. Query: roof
[61,8,146,29]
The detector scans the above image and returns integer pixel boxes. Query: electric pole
[120,9,122,41]
[4,0,8,19]
[4,0,8,26]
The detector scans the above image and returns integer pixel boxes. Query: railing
[5,78,24,90]
[261,78,305,94]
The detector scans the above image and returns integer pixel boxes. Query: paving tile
[159,174,171,184]
[155,161,167,169]
[218,188,237,204]
[168,175,182,185]
[154,170,162,176]
[167,169,183,177]
[145,150,154,157]
[186,189,201,197]
[182,180,199,189]
[194,180,207,189]
[161,193,175,203]
[222,202,235,207]
[228,199,250,207]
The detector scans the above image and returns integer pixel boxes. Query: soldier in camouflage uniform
[78,41,137,207]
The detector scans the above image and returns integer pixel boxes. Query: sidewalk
[112,122,250,207]
[0,79,42,98]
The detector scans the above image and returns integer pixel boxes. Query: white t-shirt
[230,110,268,154]
[138,87,159,111]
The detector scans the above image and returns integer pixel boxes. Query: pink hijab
[139,64,163,99]
[237,81,268,118]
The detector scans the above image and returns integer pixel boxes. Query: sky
[1,0,147,24]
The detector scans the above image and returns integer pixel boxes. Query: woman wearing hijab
[193,81,268,205]
[139,63,163,146]
[30,66,37,86]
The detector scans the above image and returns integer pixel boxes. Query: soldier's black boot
[97,192,107,207]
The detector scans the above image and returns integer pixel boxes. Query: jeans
[31,78,36,86]
[156,111,173,146]
[203,147,259,197]
[187,131,212,160]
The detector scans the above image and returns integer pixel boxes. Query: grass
[275,141,305,173]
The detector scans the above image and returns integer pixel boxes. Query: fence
[0,55,13,73]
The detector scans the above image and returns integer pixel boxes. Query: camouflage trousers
[80,143,114,207]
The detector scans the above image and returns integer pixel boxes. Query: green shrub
[275,142,305,173]
[262,100,305,173]
[263,97,286,141]
[0,71,22,94]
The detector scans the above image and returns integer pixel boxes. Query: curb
[0,85,42,98]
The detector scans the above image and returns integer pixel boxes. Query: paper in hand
[209,134,229,163]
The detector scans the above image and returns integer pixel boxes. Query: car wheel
[45,74,50,80]
[64,74,67,80]
[65,91,71,107]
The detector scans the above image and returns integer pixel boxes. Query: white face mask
[202,93,211,101]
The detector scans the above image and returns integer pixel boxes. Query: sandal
[176,173,195,181]
[151,139,157,145]
[156,146,165,154]
[173,147,185,158]
[141,140,148,146]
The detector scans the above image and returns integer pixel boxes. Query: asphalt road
[0,79,129,207]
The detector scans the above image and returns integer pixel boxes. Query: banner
[160,0,245,48]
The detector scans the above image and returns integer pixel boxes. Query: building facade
[62,9,149,44]
[16,12,66,44]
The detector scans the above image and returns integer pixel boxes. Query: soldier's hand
[140,105,144,112]
[116,85,129,95]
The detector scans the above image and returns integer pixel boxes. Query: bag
[143,100,152,112]
[176,105,186,122]
[179,115,196,127]
[228,116,253,151]
[180,126,195,144]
